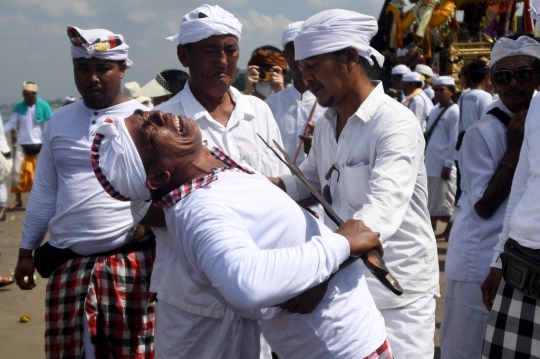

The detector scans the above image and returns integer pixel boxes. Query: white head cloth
[68,26,132,68]
[91,116,150,201]
[293,9,384,67]
[415,64,434,78]
[282,21,303,48]
[397,48,409,57]
[433,76,455,86]
[391,64,411,75]
[166,4,242,44]
[403,71,424,83]
[491,36,540,66]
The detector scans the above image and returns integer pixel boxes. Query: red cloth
[45,245,155,358]
[365,339,393,359]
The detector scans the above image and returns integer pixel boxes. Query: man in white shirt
[92,109,392,359]
[0,114,11,221]
[270,10,439,358]
[401,71,433,132]
[440,35,538,359]
[3,81,52,210]
[388,64,410,102]
[265,21,326,165]
[480,35,540,359]
[133,5,288,358]
[425,76,459,235]
[12,26,154,358]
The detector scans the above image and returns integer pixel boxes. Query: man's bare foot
[6,200,24,211]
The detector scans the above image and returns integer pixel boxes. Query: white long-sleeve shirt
[265,85,326,165]
[165,168,386,359]
[446,99,510,283]
[0,115,10,154]
[491,93,540,268]
[425,104,459,177]
[406,91,434,132]
[20,100,147,255]
[281,82,440,309]
[3,105,46,145]
[458,89,493,133]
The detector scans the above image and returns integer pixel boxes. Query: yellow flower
[95,42,110,52]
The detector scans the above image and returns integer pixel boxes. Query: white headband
[91,116,150,201]
[68,26,132,68]
[402,72,424,83]
[491,36,540,66]
[282,21,303,48]
[391,64,411,75]
[294,9,384,67]
[166,4,242,44]
[415,64,434,78]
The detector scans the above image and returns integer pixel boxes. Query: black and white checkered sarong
[482,279,540,358]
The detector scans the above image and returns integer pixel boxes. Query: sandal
[6,201,24,212]
[0,275,15,288]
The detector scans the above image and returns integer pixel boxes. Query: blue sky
[0,0,386,104]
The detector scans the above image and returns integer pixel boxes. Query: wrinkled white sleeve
[444,107,460,168]
[20,125,57,250]
[408,98,424,124]
[3,113,19,134]
[181,205,350,311]
[264,104,290,176]
[280,127,321,202]
[491,116,531,268]
[459,124,501,206]
[353,120,420,243]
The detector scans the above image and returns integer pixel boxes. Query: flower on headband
[94,42,110,52]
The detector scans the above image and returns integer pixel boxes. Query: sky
[0,0,386,105]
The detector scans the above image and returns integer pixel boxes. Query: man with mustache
[441,34,540,359]
[269,10,439,358]
[477,35,540,359]
[131,4,288,358]
[13,26,154,358]
[92,109,392,359]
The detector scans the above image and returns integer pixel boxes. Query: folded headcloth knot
[68,26,133,68]
[91,116,150,201]
[491,36,540,66]
[294,9,384,67]
[166,4,242,44]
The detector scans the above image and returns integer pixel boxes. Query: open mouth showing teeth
[174,116,182,132]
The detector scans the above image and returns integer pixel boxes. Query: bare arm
[474,110,526,219]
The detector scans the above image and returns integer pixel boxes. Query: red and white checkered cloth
[365,339,393,359]
[45,245,155,358]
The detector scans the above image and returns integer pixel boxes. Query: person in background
[137,69,190,107]
[62,95,77,106]
[388,64,410,102]
[415,64,435,102]
[441,34,539,359]
[0,114,11,221]
[424,76,459,241]
[401,71,434,132]
[3,81,52,211]
[244,45,287,100]
[124,81,153,108]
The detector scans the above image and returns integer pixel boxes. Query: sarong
[45,244,155,359]
[11,144,37,194]
[483,279,540,358]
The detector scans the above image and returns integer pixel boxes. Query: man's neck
[190,84,234,126]
[25,99,36,107]
[85,93,130,110]
[472,80,490,92]
[335,80,375,131]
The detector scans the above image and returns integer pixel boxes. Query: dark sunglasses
[492,68,536,86]
[322,164,340,205]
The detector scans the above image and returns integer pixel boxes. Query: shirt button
[91,120,96,125]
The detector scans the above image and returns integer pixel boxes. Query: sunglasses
[492,68,536,86]
[322,164,340,205]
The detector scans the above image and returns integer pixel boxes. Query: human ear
[147,170,172,191]
[118,61,127,79]
[177,45,190,68]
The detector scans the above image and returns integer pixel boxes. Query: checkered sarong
[364,339,393,359]
[483,279,540,358]
[45,244,155,358]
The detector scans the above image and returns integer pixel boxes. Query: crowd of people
[1,3,540,359]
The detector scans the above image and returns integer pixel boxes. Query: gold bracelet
[501,161,517,170]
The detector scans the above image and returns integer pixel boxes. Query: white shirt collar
[323,81,384,124]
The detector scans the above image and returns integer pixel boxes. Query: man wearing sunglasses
[476,35,540,359]
[270,10,439,359]
[441,35,540,359]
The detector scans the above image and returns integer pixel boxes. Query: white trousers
[155,300,260,359]
[379,294,435,359]
[440,279,488,359]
